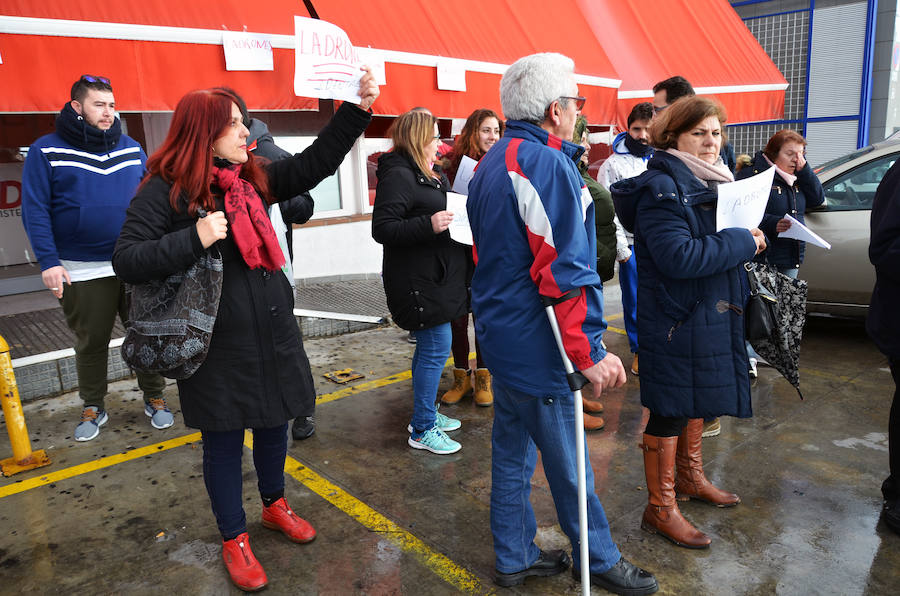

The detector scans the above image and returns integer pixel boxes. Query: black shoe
[494,549,570,587]
[573,556,658,596]
[292,416,315,440]
[884,499,900,535]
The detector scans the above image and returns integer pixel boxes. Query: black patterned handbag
[121,246,223,379]
[744,261,778,341]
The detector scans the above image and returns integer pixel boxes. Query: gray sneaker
[74,406,108,441]
[145,397,174,430]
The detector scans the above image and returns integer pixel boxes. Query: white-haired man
[467,53,658,594]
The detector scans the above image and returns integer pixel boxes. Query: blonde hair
[392,110,438,178]
[649,96,727,150]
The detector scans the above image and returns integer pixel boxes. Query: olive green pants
[59,276,166,409]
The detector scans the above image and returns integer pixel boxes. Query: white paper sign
[355,48,386,85]
[437,60,466,91]
[778,213,832,249]
[446,192,472,245]
[294,16,363,104]
[716,167,776,231]
[222,32,274,71]
[450,155,478,195]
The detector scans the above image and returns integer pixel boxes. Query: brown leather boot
[675,418,741,507]
[640,434,711,548]
[583,412,605,431]
[440,368,471,404]
[473,368,493,406]
[582,397,604,413]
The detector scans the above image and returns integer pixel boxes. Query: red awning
[576,0,788,126]
[0,0,622,124]
[0,0,317,113]
[313,0,622,124]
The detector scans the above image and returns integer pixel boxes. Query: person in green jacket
[573,114,616,429]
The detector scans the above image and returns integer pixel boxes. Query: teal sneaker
[407,411,461,434]
[408,426,461,454]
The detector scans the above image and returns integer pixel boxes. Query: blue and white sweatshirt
[21,108,146,271]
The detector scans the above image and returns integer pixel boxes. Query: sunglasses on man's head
[80,74,111,85]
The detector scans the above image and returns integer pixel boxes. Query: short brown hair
[392,110,438,178]
[763,129,806,162]
[649,96,728,150]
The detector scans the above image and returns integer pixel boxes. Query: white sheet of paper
[222,32,274,71]
[437,60,467,91]
[294,16,362,104]
[450,155,478,195]
[355,48,386,85]
[716,167,776,231]
[778,213,832,249]
[445,192,472,245]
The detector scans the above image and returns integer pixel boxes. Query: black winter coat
[867,158,900,358]
[372,151,467,330]
[737,151,825,268]
[113,103,371,431]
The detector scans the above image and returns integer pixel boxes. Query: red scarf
[212,165,285,272]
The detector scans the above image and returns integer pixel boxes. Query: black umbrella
[747,262,808,399]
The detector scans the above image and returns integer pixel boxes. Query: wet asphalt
[0,307,897,595]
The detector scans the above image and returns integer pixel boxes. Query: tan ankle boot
[473,368,493,406]
[441,368,471,404]
[583,412,605,431]
[675,419,740,507]
[640,434,711,549]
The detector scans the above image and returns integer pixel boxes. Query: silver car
[802,133,900,317]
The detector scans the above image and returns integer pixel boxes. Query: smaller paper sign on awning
[222,31,274,71]
[294,16,363,104]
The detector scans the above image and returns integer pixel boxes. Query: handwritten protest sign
[716,167,775,231]
[294,16,363,104]
[446,192,473,245]
[222,32,274,71]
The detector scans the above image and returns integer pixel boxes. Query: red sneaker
[221,532,267,592]
[261,498,316,543]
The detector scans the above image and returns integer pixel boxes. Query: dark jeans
[60,276,166,408]
[201,424,288,540]
[644,413,689,437]
[886,359,900,502]
[450,312,485,369]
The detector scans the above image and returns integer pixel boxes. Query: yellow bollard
[1,335,51,476]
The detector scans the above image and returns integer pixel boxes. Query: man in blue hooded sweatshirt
[21,75,167,441]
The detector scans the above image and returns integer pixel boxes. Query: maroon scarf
[212,165,285,272]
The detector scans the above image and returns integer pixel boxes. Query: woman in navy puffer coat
[612,96,766,550]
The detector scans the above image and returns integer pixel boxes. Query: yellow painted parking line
[605,326,627,336]
[0,432,201,499]
[243,432,494,595]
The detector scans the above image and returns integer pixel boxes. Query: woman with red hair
[113,74,378,591]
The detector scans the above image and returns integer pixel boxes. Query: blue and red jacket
[467,119,608,396]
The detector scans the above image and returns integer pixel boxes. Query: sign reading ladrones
[293,16,363,104]
[0,163,34,266]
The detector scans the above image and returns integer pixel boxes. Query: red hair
[143,88,269,215]
[446,109,504,183]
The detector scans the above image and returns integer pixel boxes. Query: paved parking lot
[1,303,898,594]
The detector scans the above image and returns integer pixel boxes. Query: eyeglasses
[80,74,111,85]
[559,96,586,111]
[653,104,667,114]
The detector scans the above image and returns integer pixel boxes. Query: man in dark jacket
[468,52,657,595]
[867,158,900,535]
[228,90,318,440]
[21,75,167,441]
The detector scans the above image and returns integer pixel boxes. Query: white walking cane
[541,292,591,596]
